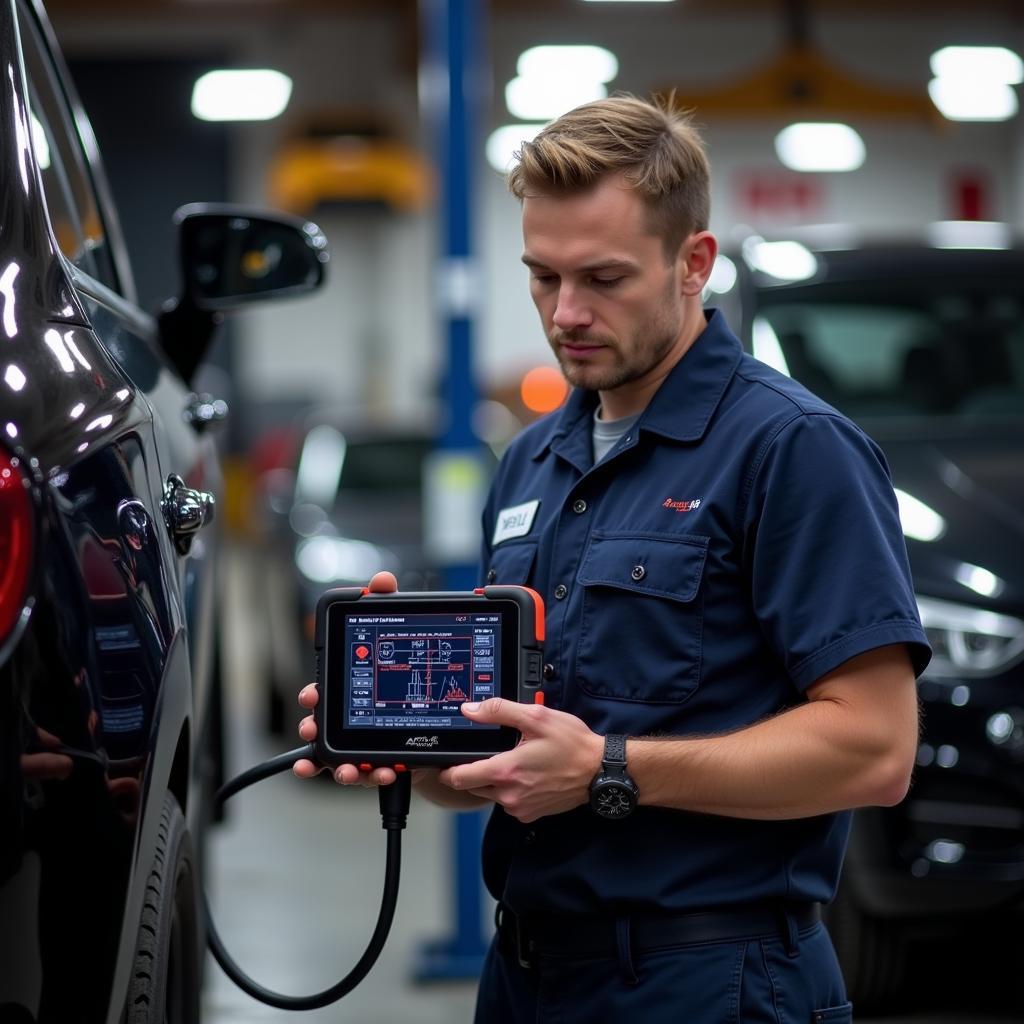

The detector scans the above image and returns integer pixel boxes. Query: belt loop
[515,913,535,970]
[615,917,640,986]
[780,907,800,958]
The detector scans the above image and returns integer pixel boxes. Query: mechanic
[295,94,931,1023]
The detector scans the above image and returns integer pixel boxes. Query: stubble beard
[550,303,683,394]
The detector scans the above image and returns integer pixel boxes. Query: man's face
[521,174,689,401]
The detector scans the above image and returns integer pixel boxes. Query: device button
[394,764,407,772]
[572,499,587,514]
[554,584,568,600]
[542,662,556,681]
[358,763,373,773]
[525,651,542,682]
[631,564,646,581]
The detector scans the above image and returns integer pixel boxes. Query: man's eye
[531,274,557,285]
[592,277,622,288]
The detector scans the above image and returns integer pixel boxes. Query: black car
[0,2,327,1021]
[717,234,1024,1007]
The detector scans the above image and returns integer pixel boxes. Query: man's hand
[292,570,400,788]
[438,699,604,823]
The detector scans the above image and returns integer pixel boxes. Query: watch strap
[603,733,627,768]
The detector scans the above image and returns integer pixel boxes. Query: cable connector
[378,771,413,831]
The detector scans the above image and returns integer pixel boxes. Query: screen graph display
[344,611,501,730]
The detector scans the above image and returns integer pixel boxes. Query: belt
[495,902,821,968]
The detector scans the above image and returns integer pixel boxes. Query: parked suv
[717,232,1024,1008]
[0,2,328,1021]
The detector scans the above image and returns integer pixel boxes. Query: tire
[824,873,906,1015]
[125,794,201,1024]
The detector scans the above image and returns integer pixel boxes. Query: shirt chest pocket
[486,541,537,586]
[576,532,708,704]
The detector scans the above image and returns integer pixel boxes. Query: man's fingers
[298,684,319,709]
[460,697,544,732]
[368,571,399,593]
[293,758,323,778]
[298,715,317,741]
[333,764,398,787]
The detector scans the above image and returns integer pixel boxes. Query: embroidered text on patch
[663,498,702,512]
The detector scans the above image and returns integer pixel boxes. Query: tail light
[0,446,33,644]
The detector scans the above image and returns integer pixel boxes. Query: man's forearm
[629,646,920,820]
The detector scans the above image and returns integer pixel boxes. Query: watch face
[592,781,635,819]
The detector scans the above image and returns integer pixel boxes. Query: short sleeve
[743,413,931,690]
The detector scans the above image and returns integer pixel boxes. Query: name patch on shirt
[493,499,540,546]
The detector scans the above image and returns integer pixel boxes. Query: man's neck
[598,307,709,421]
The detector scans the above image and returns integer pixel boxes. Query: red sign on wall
[734,171,825,220]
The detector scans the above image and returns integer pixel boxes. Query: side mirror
[159,204,329,383]
[174,203,329,310]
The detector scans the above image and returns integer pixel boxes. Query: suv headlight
[917,596,1024,678]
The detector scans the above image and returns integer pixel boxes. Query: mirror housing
[159,204,329,382]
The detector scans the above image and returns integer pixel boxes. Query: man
[295,95,930,1022]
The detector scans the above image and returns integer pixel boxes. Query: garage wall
[52,5,1024,427]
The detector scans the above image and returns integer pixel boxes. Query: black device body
[313,587,545,768]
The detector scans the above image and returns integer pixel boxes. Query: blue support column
[413,0,492,983]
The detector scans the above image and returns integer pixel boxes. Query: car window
[753,286,1024,422]
[17,3,119,290]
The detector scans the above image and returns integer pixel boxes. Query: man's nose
[552,285,593,331]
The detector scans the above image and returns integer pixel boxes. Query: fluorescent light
[486,123,545,174]
[191,69,292,122]
[774,122,865,173]
[930,46,1023,85]
[751,317,790,376]
[927,220,1011,250]
[517,45,619,85]
[742,238,818,282]
[894,488,946,542]
[954,562,1004,599]
[506,75,607,121]
[928,76,1018,122]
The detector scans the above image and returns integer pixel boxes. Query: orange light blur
[520,366,568,413]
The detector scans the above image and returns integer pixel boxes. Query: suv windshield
[752,278,1024,423]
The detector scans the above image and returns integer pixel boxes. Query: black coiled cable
[201,744,413,1010]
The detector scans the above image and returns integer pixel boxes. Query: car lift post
[413,0,492,983]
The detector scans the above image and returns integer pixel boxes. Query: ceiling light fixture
[486,123,546,174]
[191,69,293,122]
[774,122,866,173]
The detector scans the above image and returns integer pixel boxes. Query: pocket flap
[578,532,709,603]
[487,541,537,585]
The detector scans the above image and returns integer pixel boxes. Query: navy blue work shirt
[479,309,931,916]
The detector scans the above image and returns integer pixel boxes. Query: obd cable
[201,743,412,1010]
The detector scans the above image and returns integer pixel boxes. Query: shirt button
[554,584,568,600]
[524,830,537,844]
[542,662,556,681]
[631,565,646,581]
[486,568,497,583]
[572,499,587,514]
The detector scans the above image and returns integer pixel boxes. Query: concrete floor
[203,546,1021,1023]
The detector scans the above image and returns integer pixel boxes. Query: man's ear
[679,231,718,297]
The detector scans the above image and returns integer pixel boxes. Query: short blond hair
[508,94,710,259]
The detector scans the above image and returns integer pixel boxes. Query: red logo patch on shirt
[663,498,702,512]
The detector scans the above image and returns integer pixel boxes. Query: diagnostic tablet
[313,587,545,768]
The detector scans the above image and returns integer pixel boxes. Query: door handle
[162,474,215,555]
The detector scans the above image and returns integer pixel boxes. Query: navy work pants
[474,918,852,1024]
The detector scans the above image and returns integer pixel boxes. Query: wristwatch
[589,734,639,820]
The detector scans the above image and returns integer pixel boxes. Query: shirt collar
[529,308,742,460]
